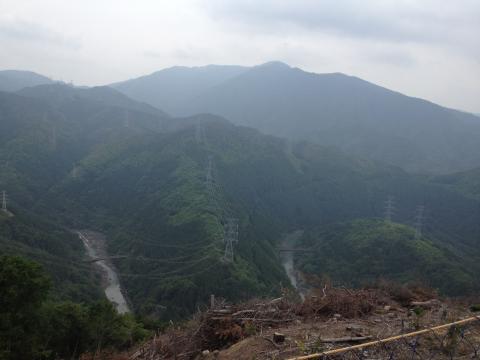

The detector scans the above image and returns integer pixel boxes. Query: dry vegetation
[111,283,480,360]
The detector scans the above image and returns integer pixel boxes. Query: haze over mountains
[113,62,480,174]
[1,65,480,319]
[0,70,53,92]
[2,0,480,357]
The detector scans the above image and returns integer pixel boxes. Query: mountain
[432,167,480,200]
[18,83,168,117]
[1,85,480,320]
[297,219,477,295]
[37,119,480,315]
[0,70,53,92]
[111,62,480,174]
[0,207,102,302]
[0,86,172,301]
[0,87,170,207]
[111,65,248,114]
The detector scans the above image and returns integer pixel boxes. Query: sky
[0,0,479,113]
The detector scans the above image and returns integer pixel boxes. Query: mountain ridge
[110,62,480,174]
[0,70,54,92]
[1,68,480,320]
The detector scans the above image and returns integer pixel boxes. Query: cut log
[232,309,255,317]
[320,336,372,343]
[211,309,232,314]
[410,300,440,308]
[237,317,295,323]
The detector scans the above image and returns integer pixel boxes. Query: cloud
[0,18,82,50]
[367,49,416,68]
[204,0,480,48]
[0,0,478,112]
[143,50,163,59]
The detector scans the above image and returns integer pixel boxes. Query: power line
[118,261,221,280]
[118,254,220,278]
[131,238,214,250]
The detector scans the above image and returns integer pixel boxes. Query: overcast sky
[1,0,479,113]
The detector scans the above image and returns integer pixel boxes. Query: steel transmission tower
[1,191,7,212]
[50,125,57,150]
[72,165,79,179]
[205,155,220,213]
[222,218,239,263]
[195,121,206,143]
[384,195,395,222]
[414,205,425,239]
[124,110,130,128]
[204,155,240,263]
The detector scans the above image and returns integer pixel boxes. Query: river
[77,230,130,314]
[280,230,307,299]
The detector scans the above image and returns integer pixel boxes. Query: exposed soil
[126,284,480,360]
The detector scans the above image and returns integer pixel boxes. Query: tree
[0,255,51,359]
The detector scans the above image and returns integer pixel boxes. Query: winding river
[280,230,307,300]
[78,230,130,314]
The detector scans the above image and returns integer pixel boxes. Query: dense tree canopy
[0,256,148,360]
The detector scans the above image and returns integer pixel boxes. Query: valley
[1,64,480,358]
[0,81,479,316]
[2,1,480,358]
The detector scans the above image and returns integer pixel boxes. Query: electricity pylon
[204,155,240,263]
[195,121,206,143]
[72,165,79,178]
[414,205,425,239]
[222,218,239,263]
[1,191,7,212]
[205,155,220,214]
[384,195,395,222]
[124,110,130,128]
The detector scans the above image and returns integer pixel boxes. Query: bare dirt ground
[125,284,480,360]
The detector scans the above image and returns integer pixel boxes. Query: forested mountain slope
[0,87,171,300]
[112,62,480,174]
[1,85,479,320]
[39,119,480,315]
[432,167,480,200]
[0,209,102,301]
[297,219,478,295]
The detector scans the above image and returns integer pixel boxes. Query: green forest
[0,84,479,323]
[297,219,479,295]
[0,255,148,360]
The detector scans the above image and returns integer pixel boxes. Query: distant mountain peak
[255,61,291,69]
[0,70,53,92]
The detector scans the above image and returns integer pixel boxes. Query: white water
[78,231,130,314]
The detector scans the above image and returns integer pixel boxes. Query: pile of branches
[297,286,383,318]
[131,287,389,359]
[142,296,297,359]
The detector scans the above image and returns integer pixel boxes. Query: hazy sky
[1,0,479,113]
